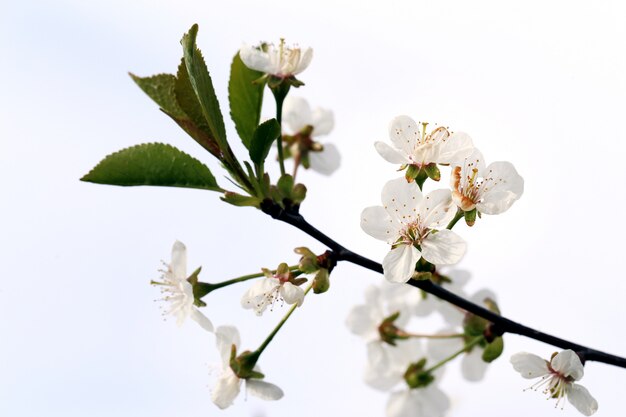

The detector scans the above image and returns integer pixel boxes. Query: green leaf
[129,73,186,119]
[249,119,281,165]
[81,143,221,191]
[229,52,265,149]
[180,24,228,151]
[482,336,504,363]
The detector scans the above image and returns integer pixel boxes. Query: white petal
[386,390,413,417]
[239,44,272,73]
[568,383,598,416]
[477,161,524,215]
[345,305,381,337]
[551,350,584,381]
[170,240,187,279]
[280,282,305,306]
[361,206,401,244]
[309,143,341,175]
[383,245,422,283]
[421,386,451,417]
[388,115,420,155]
[364,343,400,390]
[282,96,312,133]
[386,387,450,417]
[418,189,455,228]
[216,326,241,366]
[510,352,550,379]
[436,131,475,164]
[461,348,489,381]
[469,289,497,306]
[246,379,284,401]
[366,341,390,372]
[311,107,334,136]
[421,230,466,265]
[389,337,424,367]
[240,277,280,314]
[375,141,411,164]
[294,47,313,74]
[381,177,422,222]
[189,308,214,332]
[211,369,241,409]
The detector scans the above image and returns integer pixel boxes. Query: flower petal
[461,347,489,381]
[551,350,584,381]
[361,206,401,244]
[294,47,313,74]
[241,277,280,315]
[309,143,341,175]
[421,230,466,265]
[311,107,334,136]
[211,369,241,409]
[436,131,475,164]
[280,282,305,306]
[170,240,187,280]
[386,390,412,417]
[418,189,456,228]
[189,308,214,332]
[239,44,272,73]
[374,141,410,164]
[282,96,312,133]
[510,352,550,379]
[477,161,524,215]
[568,383,598,416]
[388,116,420,155]
[345,304,381,337]
[427,330,463,361]
[216,326,241,366]
[381,177,422,222]
[246,379,284,401]
[383,245,422,283]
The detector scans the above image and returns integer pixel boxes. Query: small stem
[425,336,484,374]
[274,93,286,176]
[401,332,465,339]
[446,208,464,230]
[255,284,313,356]
[292,153,301,180]
[195,265,299,299]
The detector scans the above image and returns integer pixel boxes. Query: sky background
[2,0,626,416]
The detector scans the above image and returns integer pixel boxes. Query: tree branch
[261,202,626,369]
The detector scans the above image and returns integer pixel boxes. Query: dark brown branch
[261,202,626,369]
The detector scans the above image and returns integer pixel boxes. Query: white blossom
[211,326,284,409]
[510,350,598,416]
[282,95,340,175]
[240,267,304,316]
[375,115,474,168]
[451,149,524,214]
[152,241,213,332]
[361,178,466,283]
[239,40,312,78]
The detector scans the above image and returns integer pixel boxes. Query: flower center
[397,219,429,246]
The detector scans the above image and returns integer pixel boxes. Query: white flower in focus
[211,326,284,409]
[241,265,304,316]
[375,115,474,168]
[152,241,213,332]
[451,149,524,214]
[361,178,466,283]
[282,95,340,175]
[239,39,313,78]
[511,350,598,416]
[386,385,450,417]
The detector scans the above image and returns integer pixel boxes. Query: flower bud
[464,208,477,226]
[295,247,319,273]
[424,163,441,181]
[482,336,504,363]
[230,348,264,380]
[404,358,434,388]
[312,268,330,294]
[377,311,408,345]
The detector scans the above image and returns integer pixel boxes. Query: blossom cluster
[92,29,604,417]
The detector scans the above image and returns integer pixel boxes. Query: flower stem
[401,332,465,339]
[254,284,313,356]
[194,264,299,299]
[271,87,289,176]
[446,208,464,230]
[425,336,484,374]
